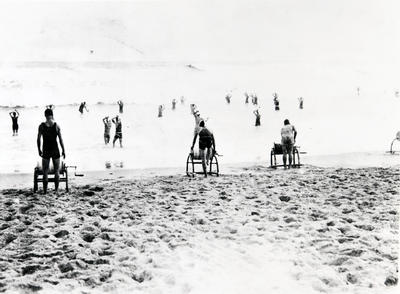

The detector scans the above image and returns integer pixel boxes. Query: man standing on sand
[281,119,297,169]
[103,116,112,144]
[37,109,66,194]
[112,115,123,148]
[9,109,19,136]
[191,120,216,177]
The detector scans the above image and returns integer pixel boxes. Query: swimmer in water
[117,100,124,114]
[37,108,66,194]
[172,99,177,110]
[180,96,185,104]
[244,92,249,104]
[225,93,232,104]
[79,102,89,114]
[103,116,112,144]
[298,97,304,109]
[112,115,122,148]
[273,93,280,111]
[158,105,165,117]
[253,94,258,105]
[9,109,19,136]
[253,109,261,126]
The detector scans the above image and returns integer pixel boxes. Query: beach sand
[0,165,398,293]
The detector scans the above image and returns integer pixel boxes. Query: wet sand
[0,165,398,293]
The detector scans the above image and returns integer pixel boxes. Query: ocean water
[0,63,399,174]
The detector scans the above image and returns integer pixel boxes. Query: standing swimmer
[253,109,261,126]
[117,100,124,114]
[191,120,217,178]
[79,102,89,114]
[37,108,66,194]
[298,97,304,109]
[253,94,258,105]
[225,93,232,104]
[103,116,112,144]
[281,119,297,169]
[244,93,249,104]
[158,105,165,117]
[172,99,177,110]
[9,109,19,136]
[112,116,123,148]
[273,93,280,111]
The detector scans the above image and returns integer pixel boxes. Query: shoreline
[1,151,399,190]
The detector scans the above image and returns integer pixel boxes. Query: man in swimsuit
[244,92,249,104]
[37,109,66,194]
[253,109,261,126]
[112,115,123,148]
[103,116,112,144]
[273,93,280,111]
[298,97,304,109]
[79,102,88,114]
[9,109,19,136]
[172,99,177,110]
[117,100,124,114]
[225,93,232,104]
[158,105,165,117]
[281,119,297,169]
[191,120,216,177]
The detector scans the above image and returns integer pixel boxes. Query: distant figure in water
[9,109,19,136]
[357,87,360,96]
[253,109,261,126]
[281,119,297,169]
[117,100,124,114]
[103,116,112,144]
[180,96,185,104]
[225,93,232,104]
[158,105,165,117]
[37,108,66,194]
[112,116,122,148]
[298,97,304,109]
[253,94,258,105]
[79,102,88,114]
[172,99,177,110]
[395,90,399,98]
[244,92,249,104]
[273,93,280,111]
[191,120,217,177]
[46,104,55,110]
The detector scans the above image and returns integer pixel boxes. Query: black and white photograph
[0,0,399,293]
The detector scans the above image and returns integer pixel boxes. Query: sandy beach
[0,165,398,293]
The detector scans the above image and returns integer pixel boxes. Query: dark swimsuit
[12,117,18,131]
[199,128,213,150]
[114,122,122,139]
[40,122,60,159]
